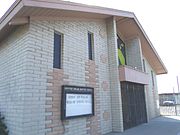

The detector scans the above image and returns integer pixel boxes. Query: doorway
[121,82,147,130]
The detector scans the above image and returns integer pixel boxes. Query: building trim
[0,0,167,75]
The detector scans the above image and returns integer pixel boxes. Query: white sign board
[61,85,94,119]
[66,94,92,117]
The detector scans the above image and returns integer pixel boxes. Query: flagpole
[173,87,177,115]
[177,76,180,93]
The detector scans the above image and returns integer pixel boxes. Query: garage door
[121,82,147,130]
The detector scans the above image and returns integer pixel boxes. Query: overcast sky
[1,0,180,94]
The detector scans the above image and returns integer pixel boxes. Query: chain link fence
[160,104,180,116]
[159,93,180,116]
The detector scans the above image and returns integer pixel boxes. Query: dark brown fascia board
[0,0,19,23]
[0,0,22,25]
[9,17,29,25]
[0,0,24,30]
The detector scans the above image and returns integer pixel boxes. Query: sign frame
[61,85,94,120]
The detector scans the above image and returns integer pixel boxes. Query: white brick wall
[143,56,160,120]
[125,37,143,71]
[29,17,113,135]
[0,15,160,135]
[23,20,54,135]
[106,17,123,132]
[0,25,29,135]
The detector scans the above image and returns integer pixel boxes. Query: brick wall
[106,17,123,132]
[85,60,101,135]
[0,25,29,135]
[143,56,160,120]
[0,15,160,135]
[125,37,143,71]
[45,69,69,135]
[28,17,112,135]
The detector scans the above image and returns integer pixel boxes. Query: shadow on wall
[0,112,8,135]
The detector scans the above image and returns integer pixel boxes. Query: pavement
[106,116,180,135]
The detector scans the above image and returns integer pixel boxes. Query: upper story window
[88,32,94,60]
[143,59,146,72]
[53,31,63,69]
[151,70,155,87]
[117,35,126,65]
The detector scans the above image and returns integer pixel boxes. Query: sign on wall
[61,85,94,120]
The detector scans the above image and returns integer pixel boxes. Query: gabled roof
[0,0,167,74]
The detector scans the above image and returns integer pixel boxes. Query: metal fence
[160,105,180,116]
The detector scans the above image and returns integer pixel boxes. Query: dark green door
[121,82,147,130]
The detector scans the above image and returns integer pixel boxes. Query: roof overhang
[0,0,134,41]
[117,17,167,75]
[0,0,167,74]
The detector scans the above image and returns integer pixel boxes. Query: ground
[106,116,180,135]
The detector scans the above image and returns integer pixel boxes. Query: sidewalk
[106,116,180,135]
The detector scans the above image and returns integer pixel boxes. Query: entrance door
[121,82,147,130]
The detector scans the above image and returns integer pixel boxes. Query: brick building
[0,0,167,135]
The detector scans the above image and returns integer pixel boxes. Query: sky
[0,0,180,94]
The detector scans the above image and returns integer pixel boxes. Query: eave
[0,0,167,75]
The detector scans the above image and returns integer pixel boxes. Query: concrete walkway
[106,116,180,135]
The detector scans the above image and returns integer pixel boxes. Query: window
[117,35,126,65]
[151,71,155,87]
[53,32,63,69]
[143,59,146,72]
[88,32,94,60]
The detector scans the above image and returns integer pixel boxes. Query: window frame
[117,34,126,66]
[143,59,146,72]
[88,32,95,60]
[151,70,155,87]
[53,31,64,69]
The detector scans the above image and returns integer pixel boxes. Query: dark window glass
[151,71,155,86]
[143,59,146,72]
[53,32,63,69]
[117,35,126,65]
[88,32,94,60]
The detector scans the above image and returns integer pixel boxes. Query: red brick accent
[103,111,110,121]
[45,69,69,135]
[101,81,109,91]
[100,54,108,64]
[85,60,101,135]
